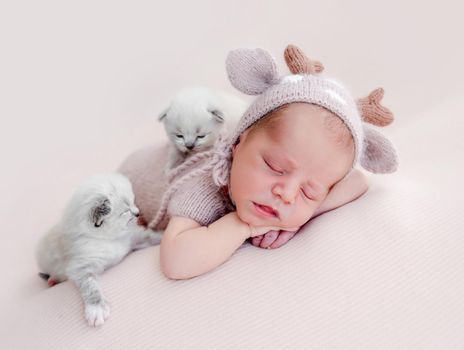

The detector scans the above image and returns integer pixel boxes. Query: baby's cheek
[292,205,316,225]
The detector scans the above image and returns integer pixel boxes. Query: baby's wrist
[231,211,253,239]
[246,223,254,238]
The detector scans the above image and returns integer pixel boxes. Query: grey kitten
[35,173,162,327]
[159,86,247,169]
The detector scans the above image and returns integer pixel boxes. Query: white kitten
[35,173,162,327]
[159,86,247,169]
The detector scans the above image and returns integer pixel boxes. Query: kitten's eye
[197,135,205,139]
[175,134,183,139]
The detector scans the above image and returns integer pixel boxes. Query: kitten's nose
[186,144,195,150]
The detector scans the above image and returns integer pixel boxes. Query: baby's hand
[250,228,299,249]
[248,225,299,238]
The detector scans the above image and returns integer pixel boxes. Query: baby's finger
[260,230,279,249]
[269,230,297,249]
[283,227,300,232]
[251,235,264,247]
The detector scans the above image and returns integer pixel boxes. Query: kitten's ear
[90,196,112,227]
[209,108,225,123]
[158,106,170,122]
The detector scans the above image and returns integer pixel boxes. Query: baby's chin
[234,202,262,227]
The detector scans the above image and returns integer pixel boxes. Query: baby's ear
[90,196,112,227]
[360,125,399,174]
[158,106,170,122]
[226,48,280,95]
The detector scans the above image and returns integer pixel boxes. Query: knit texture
[119,44,399,229]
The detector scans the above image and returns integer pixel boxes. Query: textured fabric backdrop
[1,1,463,349]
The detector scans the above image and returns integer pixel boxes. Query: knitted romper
[118,142,235,231]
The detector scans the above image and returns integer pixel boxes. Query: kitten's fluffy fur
[159,86,247,169]
[35,173,162,327]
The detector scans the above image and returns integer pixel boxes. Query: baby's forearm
[313,169,368,217]
[160,212,251,280]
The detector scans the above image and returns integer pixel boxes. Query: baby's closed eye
[263,156,316,201]
[300,188,315,201]
[263,157,284,175]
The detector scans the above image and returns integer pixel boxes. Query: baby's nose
[273,184,297,205]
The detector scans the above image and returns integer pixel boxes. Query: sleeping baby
[119,44,398,280]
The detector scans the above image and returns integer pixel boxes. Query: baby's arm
[160,214,291,279]
[160,212,251,280]
[312,168,369,218]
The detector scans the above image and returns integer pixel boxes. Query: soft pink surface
[1,1,464,348]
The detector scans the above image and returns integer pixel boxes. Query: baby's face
[229,103,354,229]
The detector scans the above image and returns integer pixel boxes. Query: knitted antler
[357,88,394,127]
[284,44,324,74]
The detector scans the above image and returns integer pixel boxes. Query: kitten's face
[82,174,140,231]
[162,108,224,154]
[103,183,139,228]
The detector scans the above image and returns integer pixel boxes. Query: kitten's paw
[149,231,163,245]
[85,301,110,327]
[47,277,58,287]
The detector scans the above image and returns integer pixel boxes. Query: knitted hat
[210,44,398,188]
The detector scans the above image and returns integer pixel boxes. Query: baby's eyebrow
[274,153,298,170]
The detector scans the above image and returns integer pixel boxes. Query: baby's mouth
[253,202,279,218]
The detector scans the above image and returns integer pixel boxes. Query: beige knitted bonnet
[209,44,399,188]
